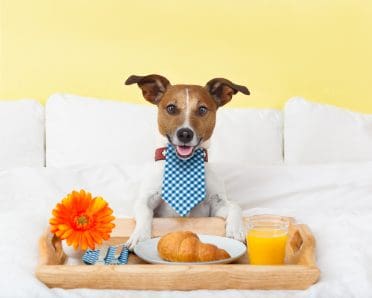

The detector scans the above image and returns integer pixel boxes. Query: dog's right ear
[125,74,171,105]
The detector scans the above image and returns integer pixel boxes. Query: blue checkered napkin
[161,143,206,217]
[82,244,129,265]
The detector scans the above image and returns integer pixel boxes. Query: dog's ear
[125,74,171,104]
[205,78,250,107]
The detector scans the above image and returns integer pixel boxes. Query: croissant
[157,231,231,262]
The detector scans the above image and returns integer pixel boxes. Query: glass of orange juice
[246,215,289,265]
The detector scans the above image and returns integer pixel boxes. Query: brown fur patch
[157,85,217,142]
[126,74,249,144]
[187,86,217,142]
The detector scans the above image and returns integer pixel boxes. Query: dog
[124,74,250,250]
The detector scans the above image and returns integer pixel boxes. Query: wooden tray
[36,216,320,290]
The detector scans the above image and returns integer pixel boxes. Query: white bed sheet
[0,162,372,298]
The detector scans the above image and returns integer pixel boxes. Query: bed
[0,95,371,297]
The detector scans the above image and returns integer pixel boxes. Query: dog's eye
[198,106,208,116]
[166,104,177,115]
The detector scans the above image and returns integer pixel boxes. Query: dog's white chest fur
[125,159,245,250]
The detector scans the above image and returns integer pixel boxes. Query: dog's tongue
[176,146,193,157]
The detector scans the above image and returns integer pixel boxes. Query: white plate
[134,234,246,265]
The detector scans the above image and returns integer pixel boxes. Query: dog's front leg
[126,190,161,250]
[210,195,246,242]
[205,165,245,242]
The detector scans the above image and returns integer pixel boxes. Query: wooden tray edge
[35,263,320,290]
[36,217,320,290]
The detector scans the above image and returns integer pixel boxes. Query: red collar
[155,147,208,162]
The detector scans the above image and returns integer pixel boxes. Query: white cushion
[46,93,283,167]
[46,94,157,167]
[284,97,372,164]
[209,108,283,164]
[0,99,44,168]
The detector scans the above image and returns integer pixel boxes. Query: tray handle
[38,229,66,265]
[286,224,316,266]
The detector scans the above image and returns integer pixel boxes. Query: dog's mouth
[166,134,202,159]
[175,145,195,159]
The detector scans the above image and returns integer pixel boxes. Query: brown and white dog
[125,74,250,250]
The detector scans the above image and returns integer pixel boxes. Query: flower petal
[81,233,88,250]
[88,197,107,214]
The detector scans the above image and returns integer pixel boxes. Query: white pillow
[46,94,284,167]
[0,99,44,168]
[284,97,372,164]
[209,108,283,164]
[46,94,157,167]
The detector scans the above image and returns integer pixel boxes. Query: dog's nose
[177,128,194,143]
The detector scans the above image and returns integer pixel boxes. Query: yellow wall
[1,0,372,112]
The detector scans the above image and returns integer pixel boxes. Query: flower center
[74,214,90,228]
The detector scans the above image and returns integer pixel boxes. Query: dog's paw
[226,218,246,243]
[125,228,151,251]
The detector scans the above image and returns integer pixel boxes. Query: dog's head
[125,74,249,159]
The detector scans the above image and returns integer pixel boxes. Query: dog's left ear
[125,74,171,105]
[205,78,250,107]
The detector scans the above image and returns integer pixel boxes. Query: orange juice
[246,215,289,265]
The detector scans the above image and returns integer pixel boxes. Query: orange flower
[49,189,115,250]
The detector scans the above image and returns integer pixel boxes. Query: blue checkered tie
[161,143,206,216]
